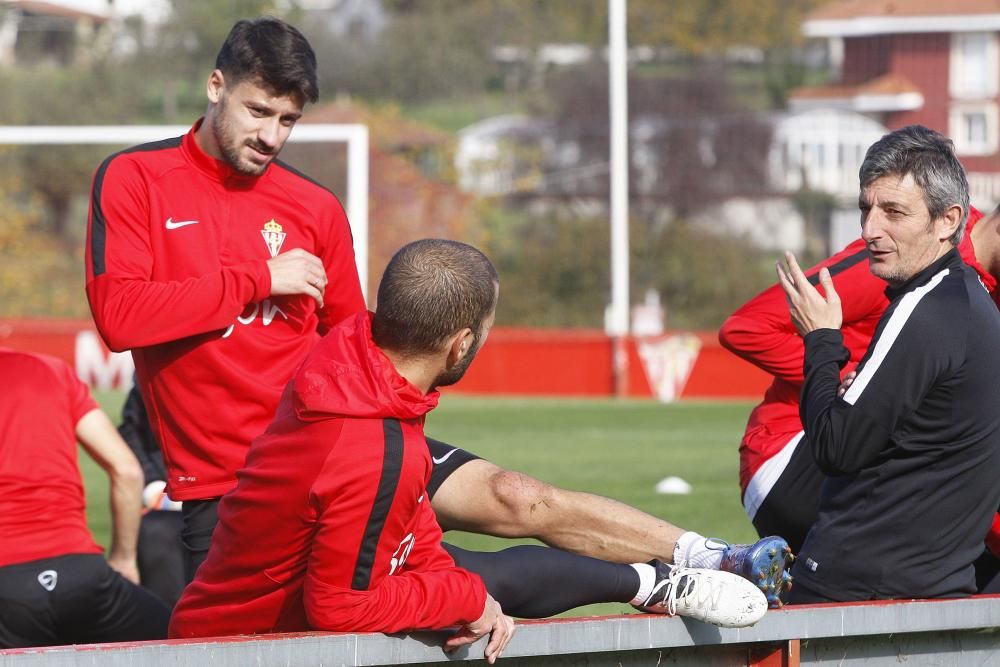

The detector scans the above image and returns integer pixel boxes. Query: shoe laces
[664,567,723,616]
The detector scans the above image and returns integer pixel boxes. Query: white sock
[673,531,724,570]
[629,562,657,605]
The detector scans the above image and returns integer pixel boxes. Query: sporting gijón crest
[261,219,286,258]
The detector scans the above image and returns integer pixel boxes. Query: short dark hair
[859,125,970,244]
[373,240,499,356]
[215,17,319,104]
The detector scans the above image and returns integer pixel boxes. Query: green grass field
[83,392,759,616]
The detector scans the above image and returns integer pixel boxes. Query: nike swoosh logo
[431,448,459,465]
[165,218,200,229]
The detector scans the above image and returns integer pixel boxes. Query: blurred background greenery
[0,0,827,329]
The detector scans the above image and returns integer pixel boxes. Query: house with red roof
[791,0,1000,207]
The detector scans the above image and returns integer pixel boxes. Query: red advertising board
[0,319,770,400]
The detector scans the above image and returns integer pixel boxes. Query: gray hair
[859,125,969,245]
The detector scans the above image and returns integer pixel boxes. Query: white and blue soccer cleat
[717,536,794,608]
[634,560,768,628]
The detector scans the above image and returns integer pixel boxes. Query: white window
[950,103,999,155]
[950,32,999,99]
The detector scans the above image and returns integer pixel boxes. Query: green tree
[0,163,88,317]
[484,206,610,328]
[627,0,822,106]
[482,202,777,330]
[633,219,776,329]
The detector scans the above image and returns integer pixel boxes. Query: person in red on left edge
[84,17,366,582]
[0,349,170,647]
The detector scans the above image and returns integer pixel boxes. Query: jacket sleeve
[303,426,486,633]
[800,297,955,476]
[314,196,366,336]
[401,493,468,573]
[719,241,886,384]
[85,155,272,352]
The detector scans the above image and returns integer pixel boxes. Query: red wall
[0,319,773,400]
[448,328,770,399]
[842,33,1000,172]
[842,33,951,131]
[0,318,87,362]
[886,33,950,131]
[842,35,892,85]
[679,335,771,399]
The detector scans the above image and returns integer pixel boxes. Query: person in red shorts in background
[0,348,169,647]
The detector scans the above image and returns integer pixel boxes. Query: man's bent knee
[488,469,560,529]
[432,460,561,537]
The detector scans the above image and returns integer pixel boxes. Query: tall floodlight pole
[608,0,630,396]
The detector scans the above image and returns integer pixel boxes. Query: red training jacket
[169,311,487,638]
[0,348,103,567]
[85,120,366,501]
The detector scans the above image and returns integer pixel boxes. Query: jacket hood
[292,311,439,421]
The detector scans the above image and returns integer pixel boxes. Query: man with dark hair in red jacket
[86,16,365,583]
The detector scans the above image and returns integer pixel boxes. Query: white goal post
[0,123,370,300]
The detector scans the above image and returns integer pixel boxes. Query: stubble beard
[871,243,943,287]
[211,99,270,177]
[870,260,906,286]
[431,338,483,390]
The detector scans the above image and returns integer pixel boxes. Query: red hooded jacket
[169,311,486,638]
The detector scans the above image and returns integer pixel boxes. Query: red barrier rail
[2,596,999,666]
[0,319,772,400]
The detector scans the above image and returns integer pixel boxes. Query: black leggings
[138,510,185,608]
[443,543,639,618]
[180,498,220,584]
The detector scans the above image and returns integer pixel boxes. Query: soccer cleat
[633,560,768,628]
[717,536,794,609]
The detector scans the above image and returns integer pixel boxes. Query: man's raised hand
[776,251,843,336]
